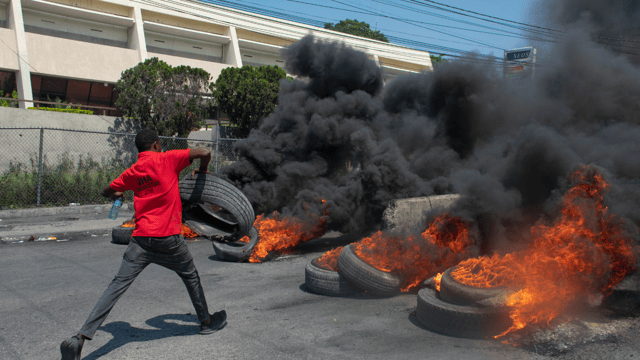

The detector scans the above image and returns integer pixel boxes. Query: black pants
[78,235,210,340]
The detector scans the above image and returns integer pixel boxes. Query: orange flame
[316,246,344,271]
[121,219,135,228]
[249,212,328,262]
[434,272,443,291]
[453,166,637,337]
[353,214,476,291]
[237,235,250,243]
[181,224,198,238]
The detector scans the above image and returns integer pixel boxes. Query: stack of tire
[304,244,401,297]
[179,173,259,262]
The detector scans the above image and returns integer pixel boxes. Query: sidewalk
[0,204,134,243]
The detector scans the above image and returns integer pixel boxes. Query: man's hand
[191,168,210,179]
[112,191,125,201]
[101,185,124,201]
[189,148,211,179]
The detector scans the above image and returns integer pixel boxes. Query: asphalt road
[0,234,637,360]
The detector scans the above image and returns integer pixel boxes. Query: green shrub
[27,107,94,114]
[0,153,130,209]
[0,150,226,209]
[1,91,18,108]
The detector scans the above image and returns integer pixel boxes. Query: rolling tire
[439,267,519,306]
[212,227,260,262]
[336,244,402,297]
[305,257,360,297]
[111,225,133,245]
[179,173,255,239]
[416,287,512,339]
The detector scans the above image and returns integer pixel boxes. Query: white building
[0,0,432,115]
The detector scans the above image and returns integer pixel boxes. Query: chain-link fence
[0,127,242,209]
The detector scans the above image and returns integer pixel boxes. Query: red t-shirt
[110,149,191,237]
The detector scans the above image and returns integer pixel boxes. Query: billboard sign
[504,47,536,79]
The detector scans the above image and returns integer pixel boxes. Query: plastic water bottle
[109,196,124,220]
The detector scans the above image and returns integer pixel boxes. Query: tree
[211,65,289,137]
[430,54,449,67]
[115,57,212,137]
[324,19,389,42]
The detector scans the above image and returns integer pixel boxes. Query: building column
[128,6,147,63]
[7,0,33,108]
[225,26,242,67]
[372,54,385,86]
[372,54,382,68]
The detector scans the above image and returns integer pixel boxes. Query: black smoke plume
[221,4,640,251]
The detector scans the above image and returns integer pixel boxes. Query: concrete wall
[0,27,19,70]
[26,32,138,82]
[382,194,462,234]
[23,9,128,45]
[145,30,224,61]
[0,106,139,172]
[239,48,284,68]
[0,105,123,130]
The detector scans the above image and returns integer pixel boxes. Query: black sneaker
[60,336,83,360]
[199,310,227,335]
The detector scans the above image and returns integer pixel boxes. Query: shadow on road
[83,313,199,360]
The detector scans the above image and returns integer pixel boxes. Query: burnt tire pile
[416,267,516,338]
[305,246,516,339]
[304,244,402,297]
[179,173,259,261]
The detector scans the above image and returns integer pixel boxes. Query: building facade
[0,0,432,115]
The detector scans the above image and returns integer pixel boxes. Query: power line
[291,0,506,50]
[409,0,562,35]
[371,0,560,39]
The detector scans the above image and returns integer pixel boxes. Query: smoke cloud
[221,2,640,251]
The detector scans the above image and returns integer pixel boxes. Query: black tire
[305,257,360,296]
[111,225,133,245]
[416,287,512,339]
[439,267,519,306]
[198,203,239,227]
[336,244,402,297]
[212,227,260,262]
[179,173,255,239]
[183,210,234,241]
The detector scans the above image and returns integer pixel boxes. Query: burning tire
[212,227,259,262]
[111,225,133,245]
[336,244,402,297]
[305,256,360,297]
[439,267,519,306]
[416,287,512,339]
[179,173,255,239]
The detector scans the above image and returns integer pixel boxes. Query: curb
[1,228,114,244]
[0,203,134,219]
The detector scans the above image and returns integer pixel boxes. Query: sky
[199,0,545,59]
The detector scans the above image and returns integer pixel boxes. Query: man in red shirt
[61,129,226,360]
